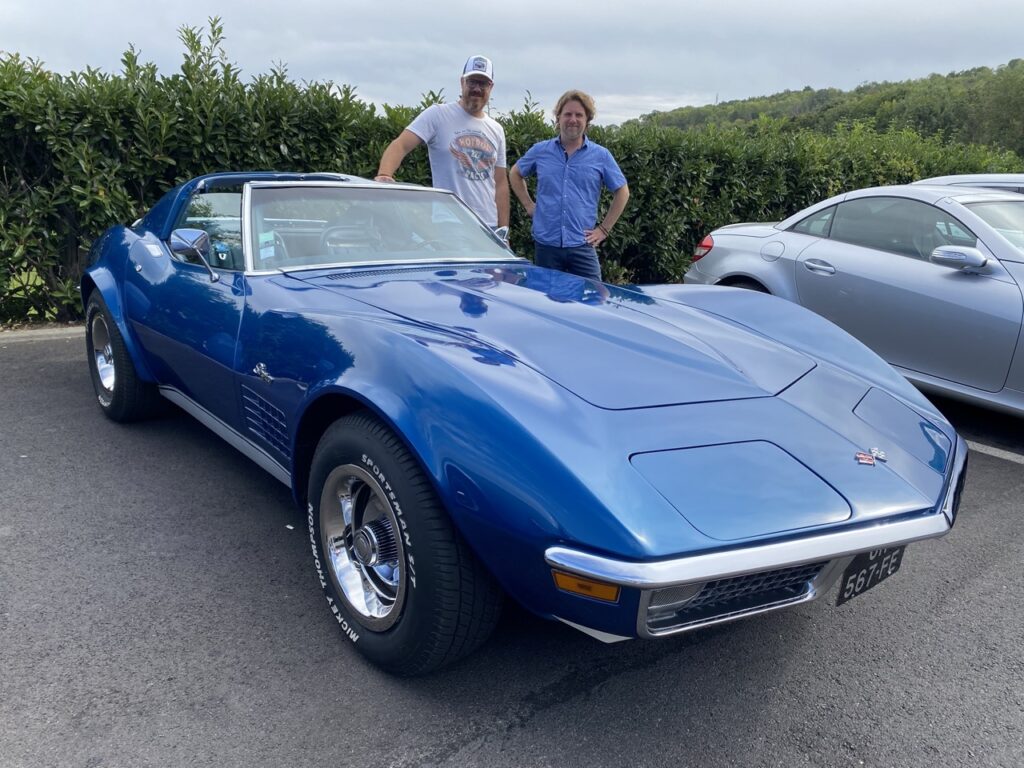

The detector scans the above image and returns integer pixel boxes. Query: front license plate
[836,546,906,606]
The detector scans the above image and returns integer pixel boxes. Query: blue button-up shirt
[515,137,627,247]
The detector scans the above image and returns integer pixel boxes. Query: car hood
[293,264,815,410]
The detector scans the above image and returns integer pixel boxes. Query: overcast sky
[2,1,1023,125]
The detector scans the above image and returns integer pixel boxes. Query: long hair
[553,90,596,125]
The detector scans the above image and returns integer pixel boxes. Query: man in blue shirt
[509,90,630,280]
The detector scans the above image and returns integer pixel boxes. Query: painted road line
[967,440,1024,466]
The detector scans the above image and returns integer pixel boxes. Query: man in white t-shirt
[375,55,509,232]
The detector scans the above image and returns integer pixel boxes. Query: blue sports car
[83,172,967,675]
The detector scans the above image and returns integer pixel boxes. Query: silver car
[684,184,1024,415]
[914,173,1024,194]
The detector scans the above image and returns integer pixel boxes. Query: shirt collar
[555,135,589,152]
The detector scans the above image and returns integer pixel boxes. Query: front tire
[308,411,502,675]
[85,293,160,422]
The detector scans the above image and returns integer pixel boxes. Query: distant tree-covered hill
[634,59,1024,157]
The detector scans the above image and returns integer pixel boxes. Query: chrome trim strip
[545,512,951,590]
[158,386,291,486]
[241,183,254,272]
[554,617,631,644]
[246,257,527,277]
[246,180,448,193]
[646,587,818,637]
[277,255,524,274]
[940,436,969,524]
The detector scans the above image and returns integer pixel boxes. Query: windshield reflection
[247,185,513,270]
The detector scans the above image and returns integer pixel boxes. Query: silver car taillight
[692,235,714,261]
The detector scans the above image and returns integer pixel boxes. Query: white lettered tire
[85,293,160,422]
[308,411,502,675]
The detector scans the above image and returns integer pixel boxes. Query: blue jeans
[534,243,601,280]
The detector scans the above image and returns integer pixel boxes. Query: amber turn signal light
[552,570,621,603]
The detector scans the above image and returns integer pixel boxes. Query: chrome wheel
[319,464,405,631]
[89,311,115,403]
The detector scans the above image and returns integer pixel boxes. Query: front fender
[276,312,686,621]
[82,262,157,384]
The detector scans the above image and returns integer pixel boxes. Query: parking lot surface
[2,329,1022,768]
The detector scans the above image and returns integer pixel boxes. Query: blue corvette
[82,172,967,674]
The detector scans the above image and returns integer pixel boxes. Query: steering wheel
[320,225,382,252]
[272,230,290,263]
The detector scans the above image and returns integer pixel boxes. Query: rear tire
[308,411,502,675]
[85,293,160,422]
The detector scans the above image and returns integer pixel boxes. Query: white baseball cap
[462,55,494,83]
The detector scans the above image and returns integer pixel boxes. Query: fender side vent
[241,385,290,458]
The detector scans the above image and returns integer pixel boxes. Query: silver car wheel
[89,312,116,401]
[319,463,405,631]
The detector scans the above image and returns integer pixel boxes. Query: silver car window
[964,201,1024,251]
[790,205,836,237]
[831,197,976,260]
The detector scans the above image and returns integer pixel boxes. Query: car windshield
[247,184,511,270]
[964,201,1024,252]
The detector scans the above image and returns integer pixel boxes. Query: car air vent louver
[323,262,519,281]
[241,385,290,458]
[325,267,443,280]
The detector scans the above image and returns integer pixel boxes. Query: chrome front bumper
[547,436,967,639]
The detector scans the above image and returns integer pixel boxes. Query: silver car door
[793,196,1022,392]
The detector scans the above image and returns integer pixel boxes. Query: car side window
[830,197,977,260]
[790,205,836,237]
[172,190,244,270]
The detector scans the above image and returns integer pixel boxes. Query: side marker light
[552,570,621,603]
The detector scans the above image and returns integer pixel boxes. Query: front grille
[646,560,828,633]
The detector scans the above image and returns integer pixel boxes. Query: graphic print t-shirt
[407,102,506,227]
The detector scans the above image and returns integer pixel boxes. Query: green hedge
[1,21,1019,322]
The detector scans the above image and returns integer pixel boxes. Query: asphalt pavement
[1,328,1022,768]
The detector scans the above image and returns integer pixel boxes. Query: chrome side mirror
[930,245,988,272]
[169,228,219,282]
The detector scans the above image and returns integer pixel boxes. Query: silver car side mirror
[930,245,988,272]
[169,228,219,282]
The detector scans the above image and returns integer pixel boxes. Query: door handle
[803,259,836,276]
